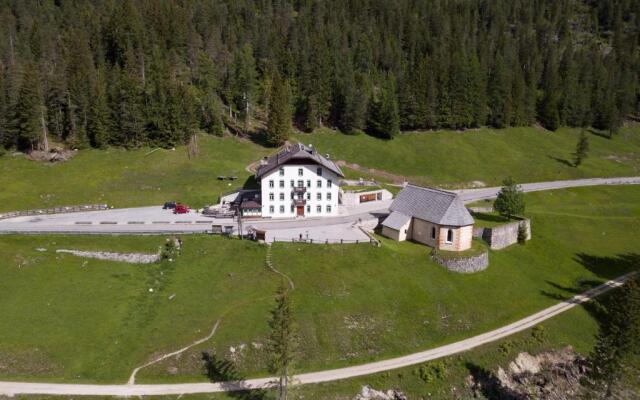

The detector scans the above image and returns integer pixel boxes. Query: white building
[255,144,344,218]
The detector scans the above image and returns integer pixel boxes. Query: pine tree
[87,68,111,148]
[539,52,561,131]
[573,130,589,167]
[588,276,640,398]
[487,55,512,128]
[367,77,400,139]
[268,281,297,400]
[266,72,291,147]
[12,63,46,151]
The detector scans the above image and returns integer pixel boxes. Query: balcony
[292,186,307,194]
[293,198,307,206]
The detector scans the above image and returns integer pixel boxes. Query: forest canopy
[0,0,638,150]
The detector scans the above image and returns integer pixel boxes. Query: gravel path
[0,271,636,396]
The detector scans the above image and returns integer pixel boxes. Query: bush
[517,223,528,244]
[494,177,525,218]
[416,361,446,383]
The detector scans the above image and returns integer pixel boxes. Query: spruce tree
[573,130,589,167]
[266,72,291,147]
[12,63,45,151]
[367,77,400,139]
[588,276,640,398]
[268,281,297,400]
[87,68,111,148]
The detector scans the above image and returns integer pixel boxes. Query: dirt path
[265,244,295,291]
[127,320,221,385]
[1,271,636,396]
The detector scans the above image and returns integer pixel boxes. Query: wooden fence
[0,204,109,220]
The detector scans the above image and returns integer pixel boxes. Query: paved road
[1,176,639,236]
[455,176,640,202]
[0,271,636,396]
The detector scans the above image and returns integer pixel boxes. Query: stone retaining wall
[431,250,489,273]
[0,204,109,220]
[474,218,531,250]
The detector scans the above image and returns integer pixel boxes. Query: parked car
[174,203,190,214]
[163,201,176,209]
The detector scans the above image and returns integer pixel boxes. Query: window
[297,179,303,187]
[306,205,311,213]
[327,192,332,200]
[269,193,274,201]
[306,192,311,200]
[279,180,285,188]
[431,227,436,240]
[446,229,453,243]
[316,205,322,213]
[317,193,322,200]
[279,193,285,200]
[279,205,285,213]
[298,168,303,176]
[316,167,322,176]
[328,180,332,188]
[306,179,311,188]
[290,205,295,213]
[269,205,274,214]
[269,180,274,188]
[326,205,332,213]
[279,168,284,176]
[317,179,322,188]
[290,180,294,187]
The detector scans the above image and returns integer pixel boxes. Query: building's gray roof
[389,184,474,227]
[381,211,412,231]
[255,143,344,178]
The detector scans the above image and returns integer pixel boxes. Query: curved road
[0,176,638,235]
[0,271,636,396]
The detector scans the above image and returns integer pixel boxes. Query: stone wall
[431,250,489,273]
[473,218,531,250]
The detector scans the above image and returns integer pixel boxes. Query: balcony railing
[292,186,307,194]
[293,199,307,206]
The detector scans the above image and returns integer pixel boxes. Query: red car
[174,203,190,214]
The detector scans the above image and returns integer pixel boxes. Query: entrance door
[296,206,304,216]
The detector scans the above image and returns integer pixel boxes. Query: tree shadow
[245,129,275,148]
[547,155,574,168]
[201,352,268,400]
[465,362,524,400]
[587,128,612,140]
[540,253,639,326]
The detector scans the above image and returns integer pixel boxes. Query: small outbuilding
[381,184,475,251]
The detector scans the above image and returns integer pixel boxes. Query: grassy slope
[296,127,640,187]
[0,187,638,385]
[0,136,270,212]
[0,127,639,213]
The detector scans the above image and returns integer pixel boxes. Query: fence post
[356,240,359,244]
[326,239,328,244]
[341,239,343,244]
[310,239,313,244]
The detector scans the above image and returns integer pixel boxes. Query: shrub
[494,177,525,218]
[416,361,446,383]
[517,223,528,244]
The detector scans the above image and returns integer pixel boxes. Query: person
[299,233,302,241]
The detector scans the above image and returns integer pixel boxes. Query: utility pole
[237,210,243,240]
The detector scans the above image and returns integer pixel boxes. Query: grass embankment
[0,185,638,386]
[0,136,270,212]
[1,127,639,213]
[296,126,640,187]
[471,211,519,228]
[432,239,488,259]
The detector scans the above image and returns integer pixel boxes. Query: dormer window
[298,168,303,176]
[317,167,322,176]
[279,168,285,176]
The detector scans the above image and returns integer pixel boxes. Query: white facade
[260,164,340,218]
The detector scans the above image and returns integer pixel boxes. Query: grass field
[1,185,637,386]
[1,127,639,213]
[297,127,640,187]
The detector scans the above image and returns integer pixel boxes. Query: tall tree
[367,76,400,139]
[12,63,46,151]
[573,130,589,167]
[494,177,525,218]
[268,281,297,400]
[266,72,291,146]
[588,276,640,398]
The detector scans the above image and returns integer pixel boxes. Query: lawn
[0,135,270,213]
[0,185,638,386]
[296,126,640,188]
[471,211,518,228]
[1,126,639,214]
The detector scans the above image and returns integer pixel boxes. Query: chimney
[325,153,330,159]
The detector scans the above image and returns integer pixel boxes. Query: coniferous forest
[0,0,639,151]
